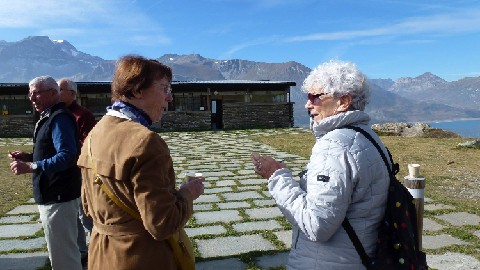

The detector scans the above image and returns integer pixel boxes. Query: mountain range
[1,36,479,127]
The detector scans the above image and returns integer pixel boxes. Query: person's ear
[132,90,143,99]
[337,94,352,112]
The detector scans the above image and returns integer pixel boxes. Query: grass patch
[0,144,34,215]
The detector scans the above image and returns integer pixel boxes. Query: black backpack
[341,125,428,270]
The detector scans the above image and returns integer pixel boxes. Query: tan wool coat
[77,115,193,270]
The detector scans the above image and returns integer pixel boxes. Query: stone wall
[0,115,35,137]
[155,111,211,131]
[223,103,293,129]
[0,103,294,136]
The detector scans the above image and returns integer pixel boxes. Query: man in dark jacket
[58,78,96,267]
[9,75,82,270]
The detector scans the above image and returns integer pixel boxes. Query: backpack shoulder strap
[344,125,392,173]
[342,218,372,267]
[340,125,394,268]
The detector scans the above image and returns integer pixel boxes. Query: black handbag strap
[340,125,393,268]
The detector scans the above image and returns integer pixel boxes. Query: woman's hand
[179,177,205,200]
[251,152,286,179]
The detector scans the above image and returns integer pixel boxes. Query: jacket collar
[312,110,371,139]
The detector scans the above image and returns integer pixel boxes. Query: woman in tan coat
[77,55,204,270]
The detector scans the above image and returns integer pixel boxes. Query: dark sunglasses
[307,92,328,103]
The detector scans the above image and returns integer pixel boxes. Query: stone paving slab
[204,187,232,194]
[6,205,38,215]
[203,171,235,177]
[216,180,237,187]
[274,230,293,248]
[423,234,470,249]
[194,210,242,224]
[217,201,250,209]
[232,220,282,232]
[220,163,242,168]
[196,234,276,258]
[237,169,255,175]
[237,175,256,180]
[437,212,480,226]
[0,223,43,238]
[245,207,283,219]
[0,237,45,252]
[427,252,480,270]
[424,203,455,211]
[196,258,247,270]
[194,194,221,203]
[238,178,265,185]
[262,191,271,197]
[237,185,262,191]
[422,217,444,232]
[0,215,35,224]
[253,199,276,207]
[223,191,264,201]
[0,252,48,270]
[193,204,213,211]
[185,225,227,237]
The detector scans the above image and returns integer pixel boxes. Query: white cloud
[220,36,281,59]
[0,0,171,46]
[284,8,480,43]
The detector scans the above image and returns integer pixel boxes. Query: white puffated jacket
[268,111,390,270]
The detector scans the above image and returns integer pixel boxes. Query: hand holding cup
[180,172,205,200]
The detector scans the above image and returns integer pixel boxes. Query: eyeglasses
[28,88,53,99]
[158,83,172,94]
[307,92,329,103]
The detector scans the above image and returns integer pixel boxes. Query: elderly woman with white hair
[252,60,390,269]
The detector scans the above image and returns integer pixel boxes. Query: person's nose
[305,99,313,110]
[165,93,173,103]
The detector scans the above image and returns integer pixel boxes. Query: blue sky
[0,0,479,81]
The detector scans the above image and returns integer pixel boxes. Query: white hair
[301,60,370,111]
[57,78,78,93]
[29,76,60,94]
[57,78,78,100]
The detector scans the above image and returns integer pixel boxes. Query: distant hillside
[1,36,479,126]
[388,72,480,111]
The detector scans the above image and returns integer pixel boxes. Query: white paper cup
[184,172,203,182]
[408,164,421,177]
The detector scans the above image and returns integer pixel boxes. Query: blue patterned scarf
[107,101,152,127]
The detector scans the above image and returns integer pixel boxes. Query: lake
[427,119,480,138]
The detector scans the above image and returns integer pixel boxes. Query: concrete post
[403,163,425,250]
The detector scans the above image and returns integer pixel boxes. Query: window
[173,94,207,111]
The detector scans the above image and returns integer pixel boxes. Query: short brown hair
[111,55,172,101]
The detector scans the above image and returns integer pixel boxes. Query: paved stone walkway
[1,129,479,270]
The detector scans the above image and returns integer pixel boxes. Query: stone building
[0,80,295,137]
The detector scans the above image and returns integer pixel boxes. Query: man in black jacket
[9,76,82,270]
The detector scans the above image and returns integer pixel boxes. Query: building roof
[0,80,296,95]
[174,80,296,86]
